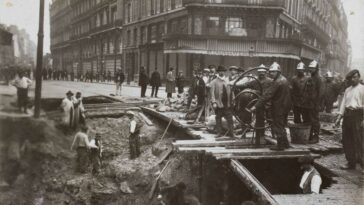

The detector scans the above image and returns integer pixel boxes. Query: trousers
[215,107,234,137]
[129,133,141,159]
[76,147,89,173]
[342,109,364,167]
[293,106,310,124]
[151,86,159,97]
[271,112,289,148]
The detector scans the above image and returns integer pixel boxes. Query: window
[206,17,220,34]
[225,17,246,36]
[127,30,131,46]
[111,6,117,24]
[194,16,202,35]
[133,28,138,45]
[150,25,157,43]
[127,3,131,23]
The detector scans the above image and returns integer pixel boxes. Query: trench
[0,96,338,205]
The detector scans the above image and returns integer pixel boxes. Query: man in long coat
[303,60,323,144]
[61,91,75,128]
[291,62,310,123]
[250,62,292,150]
[150,67,161,97]
[166,67,176,98]
[321,71,341,113]
[139,67,149,98]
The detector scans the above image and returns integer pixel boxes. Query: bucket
[288,123,311,144]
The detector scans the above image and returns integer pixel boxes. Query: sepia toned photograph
[0,0,363,204]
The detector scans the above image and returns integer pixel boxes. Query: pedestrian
[235,64,273,143]
[291,62,310,124]
[176,71,185,94]
[89,133,102,175]
[127,111,143,159]
[139,67,149,98]
[249,62,292,150]
[73,92,86,128]
[187,69,205,109]
[70,126,90,173]
[335,69,364,171]
[11,71,32,113]
[107,71,111,82]
[115,68,125,96]
[303,60,323,144]
[298,156,322,194]
[60,91,75,129]
[150,67,161,98]
[321,71,341,113]
[210,65,236,138]
[166,67,176,98]
[159,182,187,205]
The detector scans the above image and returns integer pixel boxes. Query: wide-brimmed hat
[203,68,210,73]
[66,91,74,96]
[217,65,227,72]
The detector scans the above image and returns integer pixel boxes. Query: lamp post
[34,0,45,118]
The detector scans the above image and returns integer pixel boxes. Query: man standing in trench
[71,126,90,173]
[127,111,142,159]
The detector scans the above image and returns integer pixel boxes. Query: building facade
[50,0,350,81]
[0,25,14,67]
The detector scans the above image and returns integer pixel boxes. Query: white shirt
[15,77,32,89]
[339,83,364,115]
[299,169,322,194]
[130,120,136,133]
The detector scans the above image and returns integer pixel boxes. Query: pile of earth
[0,112,176,205]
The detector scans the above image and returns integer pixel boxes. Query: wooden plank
[173,138,266,148]
[215,153,321,160]
[138,112,153,126]
[206,148,310,155]
[230,160,279,205]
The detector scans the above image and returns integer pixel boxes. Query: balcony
[183,0,286,8]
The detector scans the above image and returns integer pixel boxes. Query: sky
[0,0,363,61]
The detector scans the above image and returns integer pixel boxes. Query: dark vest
[302,168,321,194]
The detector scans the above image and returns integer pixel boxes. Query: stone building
[0,26,14,67]
[50,0,350,81]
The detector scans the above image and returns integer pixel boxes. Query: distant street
[1,80,169,99]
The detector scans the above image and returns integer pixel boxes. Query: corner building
[50,0,349,81]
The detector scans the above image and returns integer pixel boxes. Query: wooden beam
[138,112,153,126]
[230,159,279,205]
[215,153,321,160]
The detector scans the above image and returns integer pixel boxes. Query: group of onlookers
[138,66,186,98]
[60,91,86,130]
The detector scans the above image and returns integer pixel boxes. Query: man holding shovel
[127,111,143,159]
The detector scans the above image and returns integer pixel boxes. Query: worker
[210,65,236,138]
[139,67,149,98]
[89,133,102,175]
[187,70,206,109]
[298,156,322,194]
[73,92,85,128]
[228,66,239,82]
[321,71,341,113]
[60,91,75,129]
[11,70,32,114]
[159,182,187,205]
[249,62,292,150]
[335,69,364,171]
[303,60,323,144]
[235,64,273,144]
[70,126,90,173]
[150,67,161,98]
[291,62,310,124]
[127,111,143,159]
[166,67,176,98]
[176,71,186,94]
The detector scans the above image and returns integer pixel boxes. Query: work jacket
[139,71,149,86]
[302,73,323,110]
[210,76,233,108]
[291,75,308,107]
[255,74,292,115]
